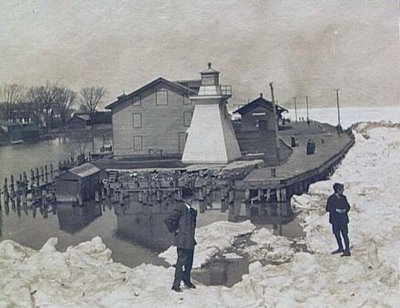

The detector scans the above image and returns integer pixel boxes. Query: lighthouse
[182,63,241,164]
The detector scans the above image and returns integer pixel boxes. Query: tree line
[0,82,106,129]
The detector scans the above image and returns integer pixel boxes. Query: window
[132,113,142,128]
[133,136,142,152]
[201,75,218,85]
[132,95,141,106]
[156,90,168,106]
[183,111,192,127]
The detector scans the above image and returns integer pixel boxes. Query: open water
[0,139,302,288]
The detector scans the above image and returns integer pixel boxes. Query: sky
[0,0,399,109]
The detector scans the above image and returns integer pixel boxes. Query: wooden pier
[233,121,355,220]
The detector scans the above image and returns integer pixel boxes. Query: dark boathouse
[55,163,101,203]
[233,93,288,133]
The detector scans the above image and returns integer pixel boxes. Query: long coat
[326,193,350,225]
[168,202,197,250]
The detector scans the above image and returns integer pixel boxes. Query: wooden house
[233,94,288,133]
[232,94,290,165]
[105,77,197,159]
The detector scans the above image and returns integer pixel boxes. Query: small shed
[55,163,101,202]
[233,94,288,132]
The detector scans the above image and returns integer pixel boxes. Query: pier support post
[266,202,272,217]
[228,189,235,204]
[50,163,54,180]
[220,196,227,212]
[281,188,287,202]
[245,201,251,218]
[95,191,100,203]
[228,203,235,222]
[40,166,45,183]
[258,202,265,216]
[299,181,304,193]
[266,189,271,201]
[30,170,35,190]
[78,194,83,206]
[10,175,15,198]
[45,165,49,183]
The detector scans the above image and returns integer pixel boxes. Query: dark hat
[182,187,193,199]
[333,182,344,193]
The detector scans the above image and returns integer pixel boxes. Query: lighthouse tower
[182,63,241,164]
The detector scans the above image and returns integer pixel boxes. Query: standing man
[326,183,351,257]
[167,188,197,292]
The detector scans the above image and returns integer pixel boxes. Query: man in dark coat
[168,189,197,292]
[326,183,351,257]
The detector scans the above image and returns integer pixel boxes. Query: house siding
[241,106,275,132]
[111,82,194,157]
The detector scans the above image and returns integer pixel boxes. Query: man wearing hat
[326,182,351,257]
[168,188,197,292]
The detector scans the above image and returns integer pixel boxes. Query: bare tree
[26,82,56,129]
[53,87,77,127]
[79,86,106,113]
[0,83,25,121]
[26,82,76,129]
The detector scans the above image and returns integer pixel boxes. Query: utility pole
[293,97,297,123]
[334,89,341,127]
[306,96,309,121]
[270,82,280,165]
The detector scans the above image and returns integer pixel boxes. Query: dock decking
[239,121,355,189]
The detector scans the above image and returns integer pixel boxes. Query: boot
[171,286,183,292]
[331,248,344,254]
[184,281,196,289]
[341,250,351,257]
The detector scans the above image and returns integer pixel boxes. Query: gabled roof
[105,77,197,110]
[69,111,112,125]
[233,95,288,115]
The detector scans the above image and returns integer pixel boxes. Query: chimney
[208,62,212,69]
[260,93,263,98]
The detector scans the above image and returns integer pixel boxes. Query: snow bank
[1,121,399,307]
[240,228,295,263]
[0,236,261,307]
[160,220,255,268]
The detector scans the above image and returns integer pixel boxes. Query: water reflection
[114,199,175,251]
[0,191,303,250]
[57,202,103,234]
[0,174,304,277]
[192,258,249,287]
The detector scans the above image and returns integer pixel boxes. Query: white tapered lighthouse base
[182,104,241,164]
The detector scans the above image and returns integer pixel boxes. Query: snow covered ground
[1,107,400,307]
